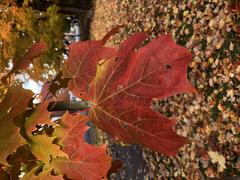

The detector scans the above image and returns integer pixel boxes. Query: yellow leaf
[30,135,68,163]
[229,42,234,51]
[219,19,225,29]
[208,151,226,172]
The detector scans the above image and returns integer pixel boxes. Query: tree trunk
[79,16,91,40]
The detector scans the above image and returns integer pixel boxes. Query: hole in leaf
[117,85,123,90]
[123,123,128,128]
[164,64,172,70]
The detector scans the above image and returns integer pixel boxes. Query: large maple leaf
[62,26,120,100]
[87,33,196,156]
[53,113,112,180]
[0,86,33,165]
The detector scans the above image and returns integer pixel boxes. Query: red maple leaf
[8,42,45,75]
[85,33,195,156]
[62,26,121,100]
[53,113,112,179]
[1,42,46,84]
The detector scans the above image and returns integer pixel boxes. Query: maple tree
[0,0,66,81]
[0,27,195,179]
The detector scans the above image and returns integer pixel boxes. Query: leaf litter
[91,0,240,179]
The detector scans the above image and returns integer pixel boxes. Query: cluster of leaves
[0,0,66,80]
[0,26,195,179]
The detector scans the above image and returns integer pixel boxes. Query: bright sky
[22,79,42,94]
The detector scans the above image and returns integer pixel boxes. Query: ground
[90,0,240,179]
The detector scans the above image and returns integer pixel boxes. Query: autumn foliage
[0,27,195,179]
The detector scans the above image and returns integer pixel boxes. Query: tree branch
[47,101,90,112]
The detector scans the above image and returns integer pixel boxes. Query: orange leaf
[0,86,33,164]
[25,101,53,136]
